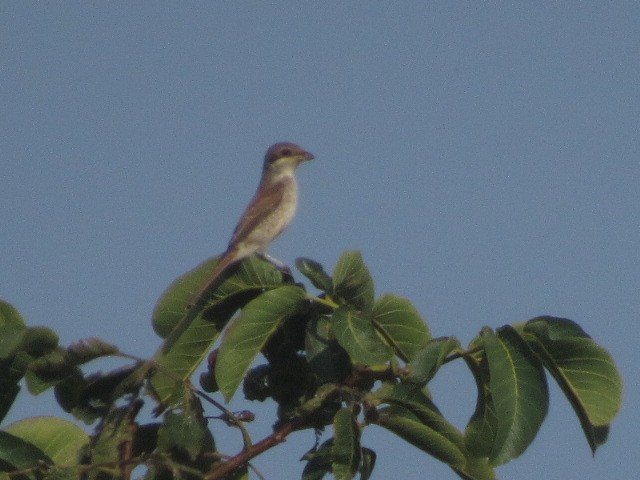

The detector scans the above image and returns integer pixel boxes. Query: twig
[204,419,303,480]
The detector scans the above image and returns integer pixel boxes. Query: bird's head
[263,142,314,175]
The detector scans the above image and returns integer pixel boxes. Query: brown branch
[204,419,303,480]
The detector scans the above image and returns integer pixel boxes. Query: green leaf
[18,327,59,358]
[463,349,497,458]
[6,417,88,466]
[26,349,74,395]
[301,439,333,480]
[305,316,351,382]
[482,326,548,466]
[405,337,460,384]
[156,398,212,462]
[332,408,360,480]
[0,430,52,474]
[359,447,376,480]
[373,407,466,468]
[152,256,286,338]
[372,294,431,361]
[374,383,466,455]
[0,352,30,421]
[86,404,138,479]
[151,307,229,406]
[453,457,497,480]
[371,380,432,405]
[0,326,57,362]
[0,325,26,360]
[332,251,374,311]
[332,308,393,366]
[215,286,306,401]
[296,384,340,420]
[523,316,623,453]
[0,377,20,425]
[296,257,333,292]
[54,365,139,424]
[65,339,119,365]
[153,257,219,338]
[0,314,29,367]
[157,411,204,460]
[150,256,291,405]
[0,301,25,328]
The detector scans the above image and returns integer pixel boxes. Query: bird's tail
[187,248,239,309]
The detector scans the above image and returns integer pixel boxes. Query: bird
[188,142,314,307]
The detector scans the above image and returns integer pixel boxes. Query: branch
[204,419,303,480]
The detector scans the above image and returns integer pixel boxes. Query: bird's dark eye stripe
[281,148,292,156]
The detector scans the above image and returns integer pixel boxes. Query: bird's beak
[301,151,314,162]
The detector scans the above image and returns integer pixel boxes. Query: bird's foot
[257,252,293,278]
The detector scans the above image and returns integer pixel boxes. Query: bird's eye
[281,148,292,157]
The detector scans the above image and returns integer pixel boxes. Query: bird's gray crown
[264,142,314,165]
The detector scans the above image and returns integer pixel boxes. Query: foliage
[0,251,623,479]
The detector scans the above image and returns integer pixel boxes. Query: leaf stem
[306,293,338,309]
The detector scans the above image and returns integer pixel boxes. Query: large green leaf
[482,326,548,466]
[0,430,51,476]
[215,286,306,402]
[150,257,288,405]
[463,348,497,458]
[151,305,230,406]
[373,382,466,456]
[6,417,88,467]
[332,308,393,366]
[372,294,431,361]
[331,408,360,480]
[0,301,25,329]
[523,316,623,453]
[373,407,466,468]
[405,336,460,384]
[152,256,286,338]
[369,383,492,477]
[0,420,84,480]
[332,251,374,311]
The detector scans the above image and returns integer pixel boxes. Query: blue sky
[2,3,638,479]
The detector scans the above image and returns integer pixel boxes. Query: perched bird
[189,142,314,307]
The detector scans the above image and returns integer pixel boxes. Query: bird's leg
[257,252,292,277]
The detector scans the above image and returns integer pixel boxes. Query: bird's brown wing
[228,178,289,248]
